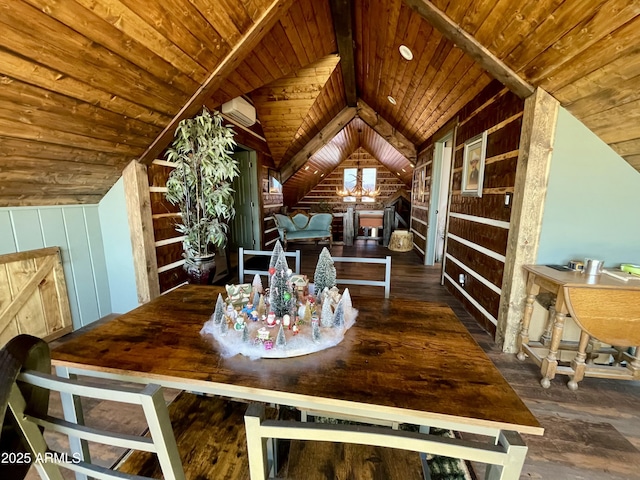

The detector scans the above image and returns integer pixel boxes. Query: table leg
[55,366,90,480]
[540,299,556,345]
[419,425,431,479]
[586,338,600,364]
[540,290,567,388]
[568,330,591,391]
[630,346,640,372]
[266,437,277,478]
[613,347,625,367]
[517,278,539,361]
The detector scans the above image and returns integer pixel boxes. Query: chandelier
[335,168,381,198]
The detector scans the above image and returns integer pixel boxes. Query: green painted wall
[0,177,139,329]
[0,205,111,329]
[99,177,139,314]
[537,108,640,267]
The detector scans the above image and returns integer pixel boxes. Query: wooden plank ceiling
[0,0,638,206]
[252,54,341,164]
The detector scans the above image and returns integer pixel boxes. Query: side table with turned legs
[517,265,640,389]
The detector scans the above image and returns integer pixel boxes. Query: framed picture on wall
[461,130,487,197]
[268,169,282,194]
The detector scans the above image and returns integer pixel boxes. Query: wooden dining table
[51,285,542,477]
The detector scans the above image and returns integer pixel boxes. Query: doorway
[230,148,260,249]
[425,132,453,265]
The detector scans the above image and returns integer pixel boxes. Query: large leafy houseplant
[165,108,239,278]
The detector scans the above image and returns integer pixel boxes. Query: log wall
[410,147,433,259]
[262,160,284,249]
[293,148,408,213]
[427,81,524,336]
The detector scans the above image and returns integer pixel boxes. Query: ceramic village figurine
[282,314,291,329]
[234,316,245,331]
[241,302,254,317]
[257,327,269,341]
[225,304,237,321]
[307,297,316,314]
[266,311,277,328]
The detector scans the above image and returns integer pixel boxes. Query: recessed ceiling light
[387,95,397,105]
[401,168,406,172]
[320,173,325,177]
[396,172,401,175]
[314,170,318,174]
[399,45,413,61]
[304,165,310,170]
[409,163,415,168]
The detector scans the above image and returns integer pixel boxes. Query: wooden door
[230,150,259,249]
[0,247,72,346]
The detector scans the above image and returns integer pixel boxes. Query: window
[343,168,357,189]
[362,168,377,202]
[341,167,378,202]
[342,168,357,202]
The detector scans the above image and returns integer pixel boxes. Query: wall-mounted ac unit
[221,97,256,127]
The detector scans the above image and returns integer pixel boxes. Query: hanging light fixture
[336,169,381,198]
[336,139,381,200]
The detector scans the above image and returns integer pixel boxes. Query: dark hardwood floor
[30,240,640,479]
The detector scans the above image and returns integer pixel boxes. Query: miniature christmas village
[200,241,358,359]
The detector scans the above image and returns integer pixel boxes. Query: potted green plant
[165,107,239,284]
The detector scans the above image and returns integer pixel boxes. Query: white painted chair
[244,403,528,480]
[332,255,392,298]
[238,247,301,282]
[1,335,253,480]
[8,371,189,480]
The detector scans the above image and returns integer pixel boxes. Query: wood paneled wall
[410,148,433,258]
[261,161,284,249]
[146,161,184,294]
[293,148,408,212]
[440,81,524,336]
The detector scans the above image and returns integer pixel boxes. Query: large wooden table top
[52,285,542,436]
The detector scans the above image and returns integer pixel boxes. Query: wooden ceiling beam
[356,100,416,163]
[137,0,295,165]
[403,0,534,99]
[0,195,104,207]
[280,106,357,183]
[329,0,357,106]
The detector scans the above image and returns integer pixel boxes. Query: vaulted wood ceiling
[252,54,341,164]
[0,0,638,206]
[283,117,413,205]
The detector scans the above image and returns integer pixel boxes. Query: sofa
[273,212,333,250]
